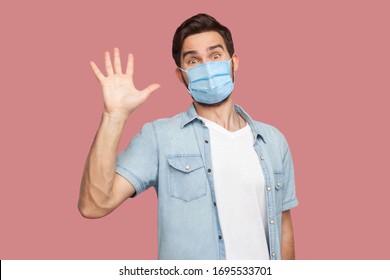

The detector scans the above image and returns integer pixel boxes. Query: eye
[188,58,199,65]
[211,53,221,60]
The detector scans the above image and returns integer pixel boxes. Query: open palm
[90,48,160,118]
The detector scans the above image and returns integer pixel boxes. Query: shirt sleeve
[279,131,298,212]
[116,122,158,197]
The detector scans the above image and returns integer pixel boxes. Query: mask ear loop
[230,57,236,84]
[178,67,192,95]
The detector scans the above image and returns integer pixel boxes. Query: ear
[175,67,184,84]
[232,54,239,72]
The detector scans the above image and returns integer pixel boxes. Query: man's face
[175,31,239,86]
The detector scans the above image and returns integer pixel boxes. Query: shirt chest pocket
[274,171,285,214]
[167,155,208,202]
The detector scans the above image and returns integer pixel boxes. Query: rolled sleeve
[280,132,298,211]
[116,122,158,196]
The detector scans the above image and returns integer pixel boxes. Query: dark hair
[172,13,235,67]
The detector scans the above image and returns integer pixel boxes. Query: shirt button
[271,252,275,257]
[270,220,275,224]
[208,168,212,173]
[205,140,209,143]
[260,155,264,160]
[277,182,281,187]
[267,187,271,191]
[218,235,223,240]
[185,165,190,170]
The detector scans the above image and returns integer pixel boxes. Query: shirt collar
[234,104,266,144]
[181,103,266,143]
[180,103,199,128]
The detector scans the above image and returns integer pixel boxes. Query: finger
[141,83,161,98]
[89,61,105,82]
[104,51,114,76]
[125,53,134,79]
[113,47,122,74]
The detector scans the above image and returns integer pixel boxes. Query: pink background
[1,0,389,260]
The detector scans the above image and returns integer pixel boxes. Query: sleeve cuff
[116,165,146,197]
[282,198,299,212]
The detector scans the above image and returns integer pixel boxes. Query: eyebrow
[182,44,225,60]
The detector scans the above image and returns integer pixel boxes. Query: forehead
[181,31,227,54]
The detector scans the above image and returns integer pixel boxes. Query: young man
[79,14,298,260]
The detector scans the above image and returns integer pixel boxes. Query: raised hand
[90,48,160,118]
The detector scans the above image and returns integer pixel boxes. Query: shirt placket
[253,138,279,260]
[192,120,227,260]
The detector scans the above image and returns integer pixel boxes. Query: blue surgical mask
[179,58,234,104]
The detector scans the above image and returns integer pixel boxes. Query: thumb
[142,83,161,98]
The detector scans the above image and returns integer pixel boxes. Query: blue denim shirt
[116,104,298,260]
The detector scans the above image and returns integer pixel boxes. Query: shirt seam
[151,122,160,188]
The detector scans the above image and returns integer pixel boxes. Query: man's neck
[193,96,245,132]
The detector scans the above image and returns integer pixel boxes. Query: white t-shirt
[199,117,269,260]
